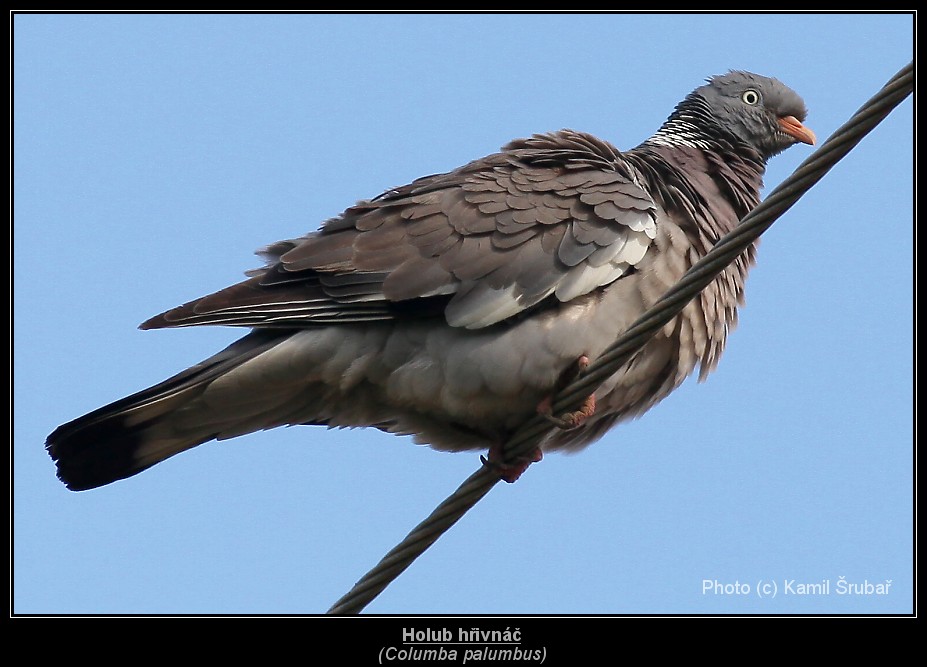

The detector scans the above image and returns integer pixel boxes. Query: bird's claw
[538,393,597,430]
[481,447,543,483]
[536,354,596,430]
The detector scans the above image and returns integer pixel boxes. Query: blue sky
[13,13,913,616]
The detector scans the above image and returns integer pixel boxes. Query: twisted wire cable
[327,62,913,615]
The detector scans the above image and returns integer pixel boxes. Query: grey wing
[141,141,659,331]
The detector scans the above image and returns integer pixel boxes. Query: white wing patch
[446,224,656,329]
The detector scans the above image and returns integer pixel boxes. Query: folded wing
[142,130,659,332]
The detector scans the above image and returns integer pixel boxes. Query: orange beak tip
[779,115,816,146]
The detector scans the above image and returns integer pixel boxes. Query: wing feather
[141,130,659,332]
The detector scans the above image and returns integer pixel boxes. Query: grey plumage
[46,71,815,490]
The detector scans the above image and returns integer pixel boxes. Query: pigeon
[46,71,815,490]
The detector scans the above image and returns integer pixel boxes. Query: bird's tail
[46,330,289,491]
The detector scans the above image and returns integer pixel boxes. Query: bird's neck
[642,115,721,152]
[640,95,766,167]
[626,140,766,241]
[628,95,767,226]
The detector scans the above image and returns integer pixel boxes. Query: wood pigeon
[47,71,815,490]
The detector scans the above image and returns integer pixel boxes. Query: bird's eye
[741,89,760,105]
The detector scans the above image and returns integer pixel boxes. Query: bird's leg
[537,354,597,430]
[481,445,543,484]
[480,354,593,482]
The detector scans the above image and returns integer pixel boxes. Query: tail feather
[46,331,287,491]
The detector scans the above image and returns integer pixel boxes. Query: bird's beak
[778,115,816,145]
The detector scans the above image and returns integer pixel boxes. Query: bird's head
[694,71,816,157]
[649,71,816,160]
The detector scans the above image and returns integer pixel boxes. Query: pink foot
[538,393,596,429]
[537,354,596,430]
[481,445,543,483]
